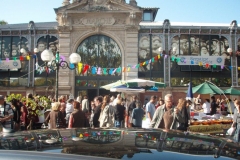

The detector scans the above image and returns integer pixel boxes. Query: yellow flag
[158,55,160,59]
[26,55,30,60]
[127,67,130,71]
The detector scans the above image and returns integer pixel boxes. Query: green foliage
[6,93,22,102]
[6,93,52,116]
[39,96,51,109]
[0,20,8,25]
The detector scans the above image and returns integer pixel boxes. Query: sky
[0,0,239,24]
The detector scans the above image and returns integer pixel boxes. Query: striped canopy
[224,87,240,95]
[125,79,166,88]
[101,78,166,91]
[191,81,224,94]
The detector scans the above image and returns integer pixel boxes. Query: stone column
[124,25,139,80]
[57,26,73,97]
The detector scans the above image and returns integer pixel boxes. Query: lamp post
[41,50,81,100]
[20,48,39,87]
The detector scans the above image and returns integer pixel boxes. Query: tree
[0,20,8,25]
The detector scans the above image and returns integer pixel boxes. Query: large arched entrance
[75,34,122,101]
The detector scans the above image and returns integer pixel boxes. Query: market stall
[188,112,233,135]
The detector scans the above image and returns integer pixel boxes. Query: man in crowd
[145,95,157,128]
[150,94,184,129]
[132,101,144,128]
[127,95,137,127]
[81,95,89,113]
[210,96,217,115]
[0,95,14,131]
[93,96,103,127]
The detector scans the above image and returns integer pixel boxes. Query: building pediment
[55,0,142,27]
[55,0,141,13]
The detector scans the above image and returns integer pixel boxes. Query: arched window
[76,35,122,76]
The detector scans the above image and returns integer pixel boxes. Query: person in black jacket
[210,96,217,115]
[92,96,103,128]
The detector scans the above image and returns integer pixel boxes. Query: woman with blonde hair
[45,102,66,129]
[98,95,115,127]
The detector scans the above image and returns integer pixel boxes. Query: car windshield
[0,128,239,160]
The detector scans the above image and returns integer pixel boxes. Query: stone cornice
[57,25,72,32]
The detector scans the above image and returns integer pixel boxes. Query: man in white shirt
[202,99,210,114]
[143,96,156,128]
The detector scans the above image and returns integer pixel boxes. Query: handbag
[227,127,236,136]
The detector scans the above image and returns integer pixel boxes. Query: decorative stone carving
[163,19,170,29]
[125,25,139,32]
[57,25,72,32]
[129,11,136,25]
[113,16,126,25]
[73,18,83,25]
[62,0,70,6]
[92,23,104,32]
[61,12,68,26]
[82,17,115,25]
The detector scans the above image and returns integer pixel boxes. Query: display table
[188,124,231,134]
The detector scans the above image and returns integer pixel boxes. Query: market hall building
[0,0,239,103]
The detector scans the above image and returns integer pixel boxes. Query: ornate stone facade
[55,0,142,95]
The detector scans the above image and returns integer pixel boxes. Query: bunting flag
[69,63,75,69]
[97,67,102,75]
[21,51,233,76]
[112,68,117,75]
[92,67,97,74]
[122,67,126,72]
[78,63,83,74]
[205,63,209,68]
[20,56,24,61]
[103,68,108,75]
[109,68,113,74]
[82,64,90,74]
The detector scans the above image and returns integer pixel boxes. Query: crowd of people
[0,93,240,143]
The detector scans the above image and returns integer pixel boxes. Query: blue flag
[186,82,193,101]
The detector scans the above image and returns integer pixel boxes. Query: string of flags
[25,54,240,74]
[1,53,239,75]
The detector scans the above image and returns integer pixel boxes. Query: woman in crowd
[45,102,66,129]
[176,98,189,131]
[232,100,240,142]
[115,99,125,128]
[68,101,86,128]
[89,101,96,127]
[98,95,115,127]
[11,98,21,131]
[65,99,74,126]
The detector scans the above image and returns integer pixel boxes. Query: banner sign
[177,56,225,66]
[0,60,22,69]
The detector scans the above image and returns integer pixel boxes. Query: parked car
[0,128,239,160]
